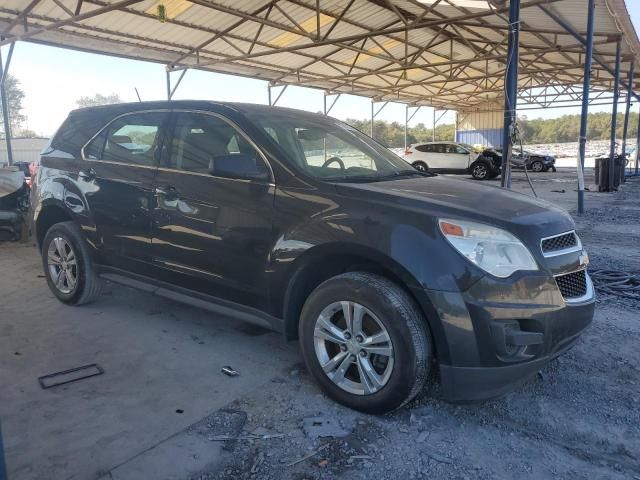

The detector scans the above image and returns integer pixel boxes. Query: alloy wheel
[473,164,487,179]
[531,161,543,172]
[47,236,78,294]
[313,301,394,395]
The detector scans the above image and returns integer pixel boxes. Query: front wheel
[530,160,544,172]
[41,221,102,305]
[471,161,491,180]
[299,272,433,414]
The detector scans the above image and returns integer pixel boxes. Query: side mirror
[212,154,270,181]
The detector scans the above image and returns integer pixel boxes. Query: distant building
[0,137,50,164]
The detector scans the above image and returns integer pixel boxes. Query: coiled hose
[589,269,640,301]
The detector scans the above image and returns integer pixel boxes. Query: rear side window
[84,112,168,167]
[167,112,267,177]
[415,144,433,153]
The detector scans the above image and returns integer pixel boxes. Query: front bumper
[419,271,595,402]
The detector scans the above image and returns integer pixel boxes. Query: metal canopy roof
[1,0,639,110]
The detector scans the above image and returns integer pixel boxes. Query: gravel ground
[2,173,639,480]
[179,175,640,480]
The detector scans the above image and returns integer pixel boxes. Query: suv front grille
[542,232,578,254]
[555,270,587,299]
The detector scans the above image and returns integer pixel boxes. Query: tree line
[346,111,640,148]
[344,118,455,148]
[1,75,637,147]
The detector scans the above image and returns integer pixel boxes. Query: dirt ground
[1,169,639,480]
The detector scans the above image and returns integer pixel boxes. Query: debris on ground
[220,366,239,377]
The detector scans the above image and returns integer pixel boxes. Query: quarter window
[84,112,167,166]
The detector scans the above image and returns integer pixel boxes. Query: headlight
[438,218,538,278]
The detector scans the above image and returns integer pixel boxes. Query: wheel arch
[280,242,447,361]
[35,202,74,251]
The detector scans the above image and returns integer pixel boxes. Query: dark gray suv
[32,101,594,413]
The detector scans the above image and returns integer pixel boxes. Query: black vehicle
[32,101,594,413]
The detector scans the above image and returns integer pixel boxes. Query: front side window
[454,146,468,154]
[84,112,167,167]
[167,112,268,179]
[252,112,420,181]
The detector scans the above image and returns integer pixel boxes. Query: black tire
[470,161,491,180]
[299,272,433,414]
[411,161,429,172]
[41,221,102,305]
[550,165,557,172]
[530,160,544,172]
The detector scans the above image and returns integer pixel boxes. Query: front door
[81,111,169,269]
[446,144,472,170]
[151,111,275,308]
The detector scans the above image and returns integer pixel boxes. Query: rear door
[151,111,275,308]
[81,111,169,268]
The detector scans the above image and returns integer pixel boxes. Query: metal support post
[267,85,272,106]
[608,40,621,191]
[621,62,634,183]
[501,0,521,189]
[404,105,408,151]
[636,107,640,175]
[323,92,341,116]
[0,42,15,166]
[168,68,188,100]
[165,70,171,100]
[370,101,374,137]
[432,109,436,142]
[577,0,595,214]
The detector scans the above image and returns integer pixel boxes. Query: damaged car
[0,165,29,241]
[32,101,594,413]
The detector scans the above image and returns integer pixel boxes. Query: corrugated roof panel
[1,0,639,110]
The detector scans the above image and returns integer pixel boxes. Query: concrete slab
[0,244,298,480]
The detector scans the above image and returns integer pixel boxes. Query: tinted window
[454,146,468,154]
[85,112,167,167]
[167,112,265,177]
[253,112,417,181]
[414,144,432,153]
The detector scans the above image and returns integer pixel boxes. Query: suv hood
[333,175,574,240]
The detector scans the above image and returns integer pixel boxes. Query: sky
[4,0,640,137]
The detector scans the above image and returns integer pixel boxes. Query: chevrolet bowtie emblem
[579,251,589,267]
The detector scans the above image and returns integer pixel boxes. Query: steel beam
[608,40,622,191]
[538,4,640,102]
[0,0,145,47]
[621,61,634,184]
[576,0,595,214]
[168,68,188,100]
[501,0,520,189]
[0,42,15,166]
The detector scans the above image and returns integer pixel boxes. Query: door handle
[78,168,97,181]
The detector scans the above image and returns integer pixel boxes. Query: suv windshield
[252,111,424,182]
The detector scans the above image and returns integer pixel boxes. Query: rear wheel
[471,161,491,180]
[411,161,429,172]
[42,221,102,305]
[299,272,433,413]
